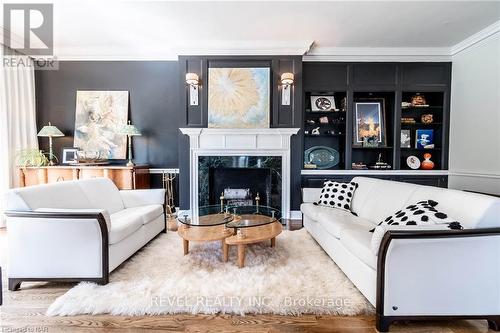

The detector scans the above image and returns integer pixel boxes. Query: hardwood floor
[0,227,493,333]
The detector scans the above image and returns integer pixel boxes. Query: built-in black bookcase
[301,62,451,188]
[304,91,347,170]
[399,91,445,170]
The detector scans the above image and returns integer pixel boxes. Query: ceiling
[2,0,500,60]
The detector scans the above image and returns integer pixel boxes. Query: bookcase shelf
[301,63,450,177]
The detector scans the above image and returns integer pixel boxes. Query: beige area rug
[47,229,374,316]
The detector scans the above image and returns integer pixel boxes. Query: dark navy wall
[35,61,181,168]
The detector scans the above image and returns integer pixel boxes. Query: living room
[0,1,499,332]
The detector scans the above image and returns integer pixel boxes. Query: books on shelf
[416,129,435,149]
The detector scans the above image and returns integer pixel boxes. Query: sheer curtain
[0,45,39,227]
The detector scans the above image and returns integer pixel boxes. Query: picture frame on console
[353,98,386,147]
[61,147,79,165]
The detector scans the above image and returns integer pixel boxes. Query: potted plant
[16,148,56,168]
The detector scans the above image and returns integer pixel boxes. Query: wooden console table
[18,165,150,190]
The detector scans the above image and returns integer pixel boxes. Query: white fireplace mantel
[180,128,300,218]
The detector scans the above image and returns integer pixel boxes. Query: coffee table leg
[271,237,276,248]
[237,244,245,268]
[183,239,189,255]
[222,240,229,262]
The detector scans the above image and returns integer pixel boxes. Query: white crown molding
[174,40,314,56]
[53,54,179,61]
[0,25,27,53]
[303,47,452,62]
[451,20,500,56]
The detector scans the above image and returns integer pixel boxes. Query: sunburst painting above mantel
[208,67,270,128]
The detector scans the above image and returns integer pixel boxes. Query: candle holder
[255,192,260,213]
[219,192,225,213]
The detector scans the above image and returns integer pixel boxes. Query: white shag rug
[47,229,374,316]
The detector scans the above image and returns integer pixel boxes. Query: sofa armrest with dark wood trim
[376,228,500,332]
[5,210,110,291]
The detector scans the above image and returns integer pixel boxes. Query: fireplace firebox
[199,156,282,210]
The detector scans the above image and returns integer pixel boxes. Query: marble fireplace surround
[180,128,300,219]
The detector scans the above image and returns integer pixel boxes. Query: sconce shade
[118,121,142,136]
[37,122,64,137]
[186,73,199,85]
[280,72,294,85]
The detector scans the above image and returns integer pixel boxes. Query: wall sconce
[280,72,294,106]
[186,73,199,106]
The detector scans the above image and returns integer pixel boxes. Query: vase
[421,153,435,170]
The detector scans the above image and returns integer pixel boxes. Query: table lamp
[37,122,64,166]
[118,121,142,166]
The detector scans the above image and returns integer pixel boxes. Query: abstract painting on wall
[208,67,270,128]
[74,90,129,159]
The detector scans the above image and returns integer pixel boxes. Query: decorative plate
[304,146,340,169]
[406,155,421,170]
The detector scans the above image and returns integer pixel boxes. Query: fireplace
[199,156,282,210]
[180,128,299,218]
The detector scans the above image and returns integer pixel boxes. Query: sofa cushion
[126,205,164,224]
[301,202,339,221]
[350,177,418,222]
[316,181,358,212]
[407,186,500,229]
[316,208,376,239]
[4,180,91,211]
[77,178,125,214]
[340,227,377,270]
[109,210,144,244]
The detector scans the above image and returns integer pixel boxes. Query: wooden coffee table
[177,205,234,261]
[224,206,282,268]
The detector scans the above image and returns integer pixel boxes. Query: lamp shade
[118,121,142,136]
[280,72,294,85]
[186,73,199,85]
[37,122,64,137]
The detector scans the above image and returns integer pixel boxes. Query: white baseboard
[289,210,302,220]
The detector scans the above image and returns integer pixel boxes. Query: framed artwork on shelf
[353,98,386,146]
[416,129,435,149]
[208,67,270,128]
[61,147,79,165]
[401,129,411,148]
[310,95,336,112]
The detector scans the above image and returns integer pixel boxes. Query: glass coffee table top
[225,205,281,229]
[178,205,234,226]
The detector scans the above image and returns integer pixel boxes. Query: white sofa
[3,178,165,291]
[301,177,500,332]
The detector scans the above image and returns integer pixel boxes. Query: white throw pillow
[315,181,358,212]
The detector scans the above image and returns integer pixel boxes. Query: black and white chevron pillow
[314,181,358,212]
[377,200,463,229]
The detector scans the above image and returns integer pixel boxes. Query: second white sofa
[301,176,500,332]
[4,178,165,291]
